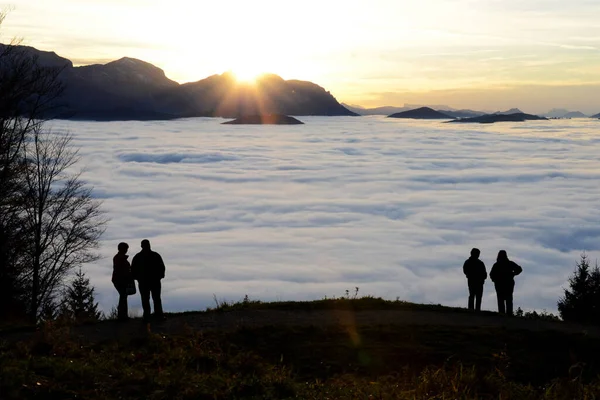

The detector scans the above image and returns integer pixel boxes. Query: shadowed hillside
[2,298,600,399]
[0,44,356,120]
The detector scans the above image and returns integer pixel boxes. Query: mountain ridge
[387,107,453,119]
[1,44,357,120]
[449,112,547,124]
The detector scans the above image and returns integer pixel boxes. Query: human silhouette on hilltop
[490,250,523,316]
[112,242,133,321]
[132,239,166,322]
[463,248,487,311]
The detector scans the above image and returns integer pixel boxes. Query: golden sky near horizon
[2,0,600,113]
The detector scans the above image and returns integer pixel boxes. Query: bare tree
[1,11,105,322]
[1,10,65,322]
[22,128,107,320]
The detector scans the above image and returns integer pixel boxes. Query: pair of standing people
[463,248,523,315]
[112,239,166,322]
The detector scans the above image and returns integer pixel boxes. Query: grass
[1,297,598,399]
[200,293,495,315]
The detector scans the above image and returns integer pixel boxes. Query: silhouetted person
[131,239,166,322]
[490,250,523,315]
[112,242,132,321]
[463,248,487,311]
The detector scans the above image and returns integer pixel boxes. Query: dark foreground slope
[2,298,600,399]
[0,44,356,120]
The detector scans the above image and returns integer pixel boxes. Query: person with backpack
[490,250,523,315]
[463,248,487,311]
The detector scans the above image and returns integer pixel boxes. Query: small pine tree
[558,253,600,325]
[62,268,102,322]
[39,296,60,323]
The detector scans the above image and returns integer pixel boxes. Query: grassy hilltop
[2,297,600,399]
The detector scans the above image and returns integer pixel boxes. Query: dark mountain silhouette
[438,109,485,118]
[591,113,600,118]
[222,114,303,125]
[387,107,453,119]
[341,103,485,118]
[404,104,457,111]
[1,44,356,120]
[449,113,547,124]
[61,57,180,120]
[162,73,356,118]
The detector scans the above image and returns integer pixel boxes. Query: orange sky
[3,0,600,113]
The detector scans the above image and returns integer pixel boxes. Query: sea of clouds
[49,116,600,314]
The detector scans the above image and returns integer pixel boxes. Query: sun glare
[232,67,264,83]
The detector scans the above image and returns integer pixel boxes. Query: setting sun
[232,67,263,83]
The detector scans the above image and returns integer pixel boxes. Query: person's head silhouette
[470,248,480,259]
[118,242,129,254]
[141,239,151,251]
[497,250,508,262]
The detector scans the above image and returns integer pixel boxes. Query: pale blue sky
[2,0,600,112]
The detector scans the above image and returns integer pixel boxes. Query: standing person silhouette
[112,242,132,321]
[490,250,523,315]
[463,248,487,311]
[131,239,166,322]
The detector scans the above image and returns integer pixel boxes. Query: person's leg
[151,280,163,316]
[119,292,128,320]
[475,283,483,311]
[468,281,475,310]
[138,281,151,320]
[506,291,514,316]
[114,283,128,320]
[496,286,505,314]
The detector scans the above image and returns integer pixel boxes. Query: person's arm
[463,260,469,278]
[489,264,496,282]
[482,261,488,280]
[512,261,523,276]
[131,255,139,280]
[158,254,166,279]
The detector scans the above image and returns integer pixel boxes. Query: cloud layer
[52,117,600,315]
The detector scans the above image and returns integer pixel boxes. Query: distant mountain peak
[388,107,453,120]
[105,57,170,76]
[110,57,153,66]
[494,108,524,115]
[544,108,588,118]
[450,112,547,124]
